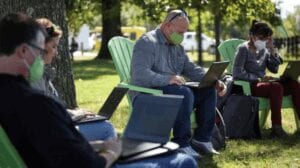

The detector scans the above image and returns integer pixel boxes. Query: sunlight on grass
[73,56,129,133]
[73,53,300,167]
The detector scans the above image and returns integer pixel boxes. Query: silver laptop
[185,61,229,88]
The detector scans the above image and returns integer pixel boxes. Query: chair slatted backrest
[218,39,245,73]
[0,125,27,168]
[108,36,134,83]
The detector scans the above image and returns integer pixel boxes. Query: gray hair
[163,9,189,23]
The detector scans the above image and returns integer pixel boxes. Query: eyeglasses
[27,43,47,57]
[168,9,188,22]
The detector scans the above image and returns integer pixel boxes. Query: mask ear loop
[23,59,30,69]
[27,45,38,59]
[23,45,38,71]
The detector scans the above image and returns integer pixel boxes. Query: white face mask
[254,40,266,51]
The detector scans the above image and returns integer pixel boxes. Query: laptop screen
[200,61,229,87]
[282,61,300,81]
[123,94,183,143]
[98,87,128,119]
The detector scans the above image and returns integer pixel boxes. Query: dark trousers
[158,85,216,147]
[251,80,300,126]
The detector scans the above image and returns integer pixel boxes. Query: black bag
[222,94,261,139]
[217,75,234,110]
[211,108,226,150]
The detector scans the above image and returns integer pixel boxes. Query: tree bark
[197,9,203,65]
[214,9,222,61]
[0,0,77,108]
[97,0,122,59]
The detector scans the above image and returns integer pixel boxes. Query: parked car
[181,32,216,53]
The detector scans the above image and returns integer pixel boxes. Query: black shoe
[271,125,288,138]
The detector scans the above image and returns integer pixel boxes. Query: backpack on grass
[221,94,261,139]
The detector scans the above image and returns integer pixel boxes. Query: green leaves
[66,0,101,33]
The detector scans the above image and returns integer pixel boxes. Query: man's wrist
[104,149,118,161]
[100,149,119,168]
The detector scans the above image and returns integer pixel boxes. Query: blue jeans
[191,86,216,142]
[113,153,197,168]
[78,121,198,168]
[77,121,117,141]
[158,85,216,146]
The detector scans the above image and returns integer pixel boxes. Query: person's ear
[16,43,28,58]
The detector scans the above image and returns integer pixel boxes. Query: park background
[0,0,300,167]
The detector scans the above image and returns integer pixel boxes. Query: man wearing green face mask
[131,9,227,159]
[0,13,198,168]
[23,43,46,82]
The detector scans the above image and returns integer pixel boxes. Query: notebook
[118,94,184,162]
[184,61,229,88]
[71,87,128,123]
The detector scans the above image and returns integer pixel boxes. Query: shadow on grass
[201,131,300,167]
[199,155,218,168]
[72,57,217,81]
[72,58,117,80]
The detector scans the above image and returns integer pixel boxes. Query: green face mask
[24,55,44,82]
[170,32,184,45]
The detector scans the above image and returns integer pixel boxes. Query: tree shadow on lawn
[199,155,218,168]
[200,131,300,167]
[73,59,117,80]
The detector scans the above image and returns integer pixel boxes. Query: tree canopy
[66,0,282,60]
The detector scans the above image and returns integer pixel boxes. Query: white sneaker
[177,145,202,160]
[191,139,220,155]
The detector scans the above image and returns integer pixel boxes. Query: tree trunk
[0,0,77,108]
[197,9,203,65]
[214,12,222,61]
[97,0,122,59]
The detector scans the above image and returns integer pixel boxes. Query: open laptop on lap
[71,87,128,123]
[260,61,300,82]
[184,61,229,88]
[281,61,300,82]
[117,94,184,162]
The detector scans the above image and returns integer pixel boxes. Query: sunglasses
[168,9,188,22]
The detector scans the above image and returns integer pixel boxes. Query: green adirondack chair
[107,36,163,99]
[108,36,197,127]
[0,125,27,168]
[218,39,300,130]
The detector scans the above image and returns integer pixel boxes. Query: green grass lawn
[73,53,300,167]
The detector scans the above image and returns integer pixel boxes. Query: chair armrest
[118,83,163,95]
[234,80,251,95]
